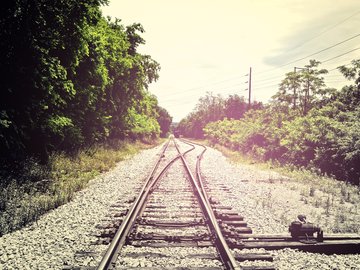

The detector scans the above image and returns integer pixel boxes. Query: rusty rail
[97,139,195,270]
[174,139,240,270]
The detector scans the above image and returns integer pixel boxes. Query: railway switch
[289,214,323,243]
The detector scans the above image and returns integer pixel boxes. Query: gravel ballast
[0,140,359,270]
[0,144,163,269]
[199,146,360,270]
[116,141,221,268]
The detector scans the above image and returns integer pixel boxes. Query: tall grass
[207,141,360,233]
[0,140,161,236]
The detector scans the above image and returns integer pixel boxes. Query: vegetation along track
[95,138,360,270]
[96,138,269,270]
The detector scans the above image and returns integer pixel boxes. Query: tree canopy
[201,59,360,185]
[177,92,262,138]
[0,0,171,162]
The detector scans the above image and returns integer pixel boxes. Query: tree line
[180,59,360,185]
[177,93,263,138]
[0,0,172,163]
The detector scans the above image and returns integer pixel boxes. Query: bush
[204,102,360,185]
[0,139,159,236]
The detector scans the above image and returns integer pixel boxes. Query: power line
[326,79,347,83]
[255,77,283,85]
[158,74,248,98]
[289,10,360,51]
[300,33,360,59]
[158,11,360,100]
[254,50,356,86]
[255,83,279,90]
[160,33,359,99]
[321,47,360,63]
[255,75,284,83]
[255,33,360,75]
[160,51,357,102]
[253,60,353,91]
[160,56,357,102]
[157,33,359,101]
[328,62,351,71]
[159,37,358,100]
[323,74,344,77]
[160,85,244,102]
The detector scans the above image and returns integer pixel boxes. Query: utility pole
[248,67,252,109]
[294,67,310,115]
[305,73,310,115]
[293,67,297,109]
[244,67,252,110]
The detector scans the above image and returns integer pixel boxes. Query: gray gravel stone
[0,144,163,269]
[1,140,359,269]
[199,146,360,269]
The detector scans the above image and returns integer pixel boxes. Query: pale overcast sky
[101,0,360,122]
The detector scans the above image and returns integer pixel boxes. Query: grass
[202,141,360,233]
[0,139,163,236]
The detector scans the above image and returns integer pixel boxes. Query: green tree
[224,94,247,119]
[156,106,172,137]
[0,0,106,161]
[0,0,162,163]
[273,60,329,115]
[204,59,360,184]
[178,92,262,138]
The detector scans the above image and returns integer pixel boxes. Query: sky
[101,0,360,122]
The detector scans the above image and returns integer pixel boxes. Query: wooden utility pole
[248,67,252,108]
[304,75,310,115]
[294,67,310,115]
[293,67,297,108]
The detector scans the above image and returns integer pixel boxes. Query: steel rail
[97,139,195,270]
[174,139,240,270]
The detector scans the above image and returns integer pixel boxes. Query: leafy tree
[224,95,247,119]
[178,92,262,138]
[273,60,329,115]
[0,0,163,164]
[0,0,106,160]
[204,58,360,185]
[338,59,360,87]
[156,106,172,137]
[274,71,302,109]
[336,107,360,184]
[178,93,224,138]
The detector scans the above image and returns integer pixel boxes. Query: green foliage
[280,109,345,167]
[273,60,330,115]
[0,1,171,233]
[205,106,293,160]
[47,116,74,135]
[203,59,360,185]
[177,92,262,138]
[0,1,165,163]
[156,106,172,137]
[0,140,159,236]
[338,59,360,87]
[224,95,248,119]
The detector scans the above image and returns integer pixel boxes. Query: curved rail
[174,139,240,270]
[97,139,195,270]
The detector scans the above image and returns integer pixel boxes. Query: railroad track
[94,138,360,270]
[96,138,262,269]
